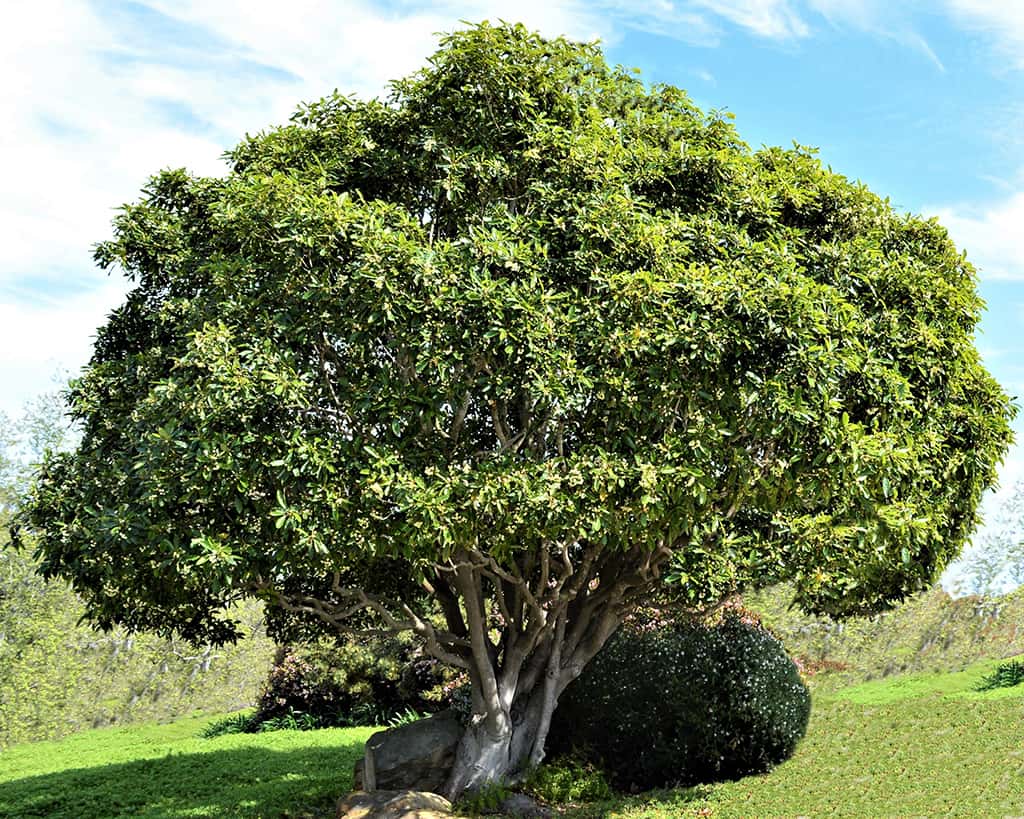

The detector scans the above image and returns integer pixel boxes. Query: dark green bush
[253,648,347,727]
[548,607,811,789]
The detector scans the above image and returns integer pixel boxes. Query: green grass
[0,714,373,818]
[4,664,1024,818]
[560,690,1024,817]
[831,653,1024,704]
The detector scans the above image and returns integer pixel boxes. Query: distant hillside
[746,583,1024,688]
[0,537,275,749]
[0,395,278,749]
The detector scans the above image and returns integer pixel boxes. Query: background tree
[18,23,1015,796]
[1003,484,1024,588]
[948,479,1024,598]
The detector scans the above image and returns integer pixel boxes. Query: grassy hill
[4,579,1024,816]
[1,516,276,749]
[573,687,1024,817]
[2,658,1023,818]
[2,395,280,750]
[745,583,1024,690]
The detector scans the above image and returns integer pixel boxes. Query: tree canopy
[19,22,1015,793]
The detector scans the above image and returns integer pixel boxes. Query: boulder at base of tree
[353,710,462,793]
[336,789,452,819]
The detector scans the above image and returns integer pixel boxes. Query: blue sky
[2,0,1022,583]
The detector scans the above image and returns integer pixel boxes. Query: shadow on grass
[0,739,365,819]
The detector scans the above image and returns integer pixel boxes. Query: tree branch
[454,561,504,728]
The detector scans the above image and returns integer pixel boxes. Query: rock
[353,709,463,793]
[336,789,453,819]
[494,793,551,818]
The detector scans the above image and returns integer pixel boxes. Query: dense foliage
[548,608,811,788]
[18,22,1015,790]
[250,635,448,730]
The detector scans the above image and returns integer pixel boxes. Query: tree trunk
[443,688,550,799]
[436,545,639,800]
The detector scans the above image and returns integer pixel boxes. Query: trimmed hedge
[548,607,810,789]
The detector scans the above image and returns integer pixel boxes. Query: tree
[1003,483,1024,588]
[18,23,1015,796]
[950,479,1024,596]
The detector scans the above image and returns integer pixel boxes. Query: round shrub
[251,633,450,729]
[547,607,811,789]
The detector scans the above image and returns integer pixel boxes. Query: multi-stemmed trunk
[446,688,555,797]
[443,634,609,798]
[439,554,640,799]
[265,542,673,800]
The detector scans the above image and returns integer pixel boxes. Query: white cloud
[0,0,800,423]
[807,0,879,28]
[0,0,717,309]
[0,2,231,288]
[1,0,1021,426]
[0,0,622,419]
[139,1,613,105]
[931,193,1024,280]
[804,0,946,70]
[0,278,130,418]
[692,0,809,38]
[945,0,1024,68]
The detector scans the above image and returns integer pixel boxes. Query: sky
[2,0,1022,587]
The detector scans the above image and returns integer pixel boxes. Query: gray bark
[443,607,621,799]
[444,690,547,798]
[265,538,673,801]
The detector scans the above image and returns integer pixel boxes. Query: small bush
[248,634,451,731]
[201,710,258,738]
[386,706,425,727]
[253,648,347,728]
[525,756,612,803]
[203,707,328,738]
[975,659,1024,691]
[548,606,811,790]
[256,710,321,732]
[455,782,512,815]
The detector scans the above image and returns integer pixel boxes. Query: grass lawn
[0,716,373,818]
[830,654,1024,704]
[563,659,1024,818]
[1,662,1023,818]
